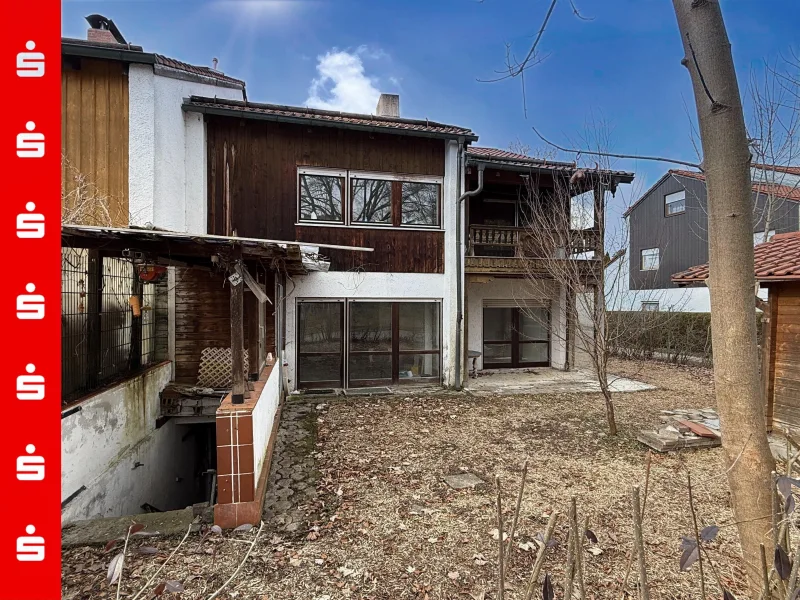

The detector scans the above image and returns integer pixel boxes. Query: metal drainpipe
[454,161,485,391]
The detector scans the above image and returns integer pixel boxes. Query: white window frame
[664,190,686,216]
[641,301,659,312]
[296,167,444,231]
[640,248,659,271]
[297,167,348,225]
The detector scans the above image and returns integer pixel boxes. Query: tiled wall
[214,363,281,528]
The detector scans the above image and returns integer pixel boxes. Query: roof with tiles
[672,231,800,283]
[466,146,635,181]
[183,96,477,140]
[154,54,245,87]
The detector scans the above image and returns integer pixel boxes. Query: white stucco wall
[466,277,567,371]
[128,67,243,232]
[285,272,450,390]
[252,365,281,484]
[61,362,198,523]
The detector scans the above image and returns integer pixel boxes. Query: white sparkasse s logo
[16,41,44,78]
[16,445,44,481]
[16,525,45,562]
[17,364,45,400]
[17,202,44,238]
[17,283,44,319]
[16,121,45,158]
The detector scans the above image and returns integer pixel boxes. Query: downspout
[454,159,485,390]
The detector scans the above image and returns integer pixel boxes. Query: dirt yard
[63,358,754,600]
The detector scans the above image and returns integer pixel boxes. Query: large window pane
[298,303,341,352]
[349,302,392,351]
[483,308,512,341]
[401,182,439,226]
[520,309,548,341]
[398,303,439,350]
[399,354,440,379]
[299,174,343,222]
[349,354,392,382]
[298,302,342,386]
[520,343,548,364]
[483,344,512,364]
[352,179,391,224]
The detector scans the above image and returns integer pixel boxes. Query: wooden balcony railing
[465,225,602,275]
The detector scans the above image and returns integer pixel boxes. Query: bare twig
[116,525,134,600]
[631,485,650,600]
[761,543,771,600]
[787,543,800,599]
[620,452,653,597]
[206,521,265,600]
[531,126,702,169]
[130,522,193,600]
[496,476,505,600]
[503,461,528,582]
[687,472,707,599]
[565,497,578,600]
[577,515,589,600]
[524,511,560,600]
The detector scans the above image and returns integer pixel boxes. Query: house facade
[625,167,800,312]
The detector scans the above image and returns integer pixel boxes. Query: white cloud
[306,47,384,114]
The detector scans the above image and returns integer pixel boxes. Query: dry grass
[63,358,753,600]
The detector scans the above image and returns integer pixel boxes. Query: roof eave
[182,101,479,142]
[62,41,156,65]
[466,156,635,184]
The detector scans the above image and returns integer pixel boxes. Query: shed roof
[183,96,478,141]
[672,231,800,284]
[61,225,372,275]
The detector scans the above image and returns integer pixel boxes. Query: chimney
[376,94,400,118]
[87,26,117,44]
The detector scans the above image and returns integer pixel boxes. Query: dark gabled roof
[465,146,635,182]
[183,96,478,141]
[672,231,800,284]
[61,38,245,88]
[154,55,244,88]
[624,167,800,217]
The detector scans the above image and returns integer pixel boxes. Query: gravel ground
[63,358,755,600]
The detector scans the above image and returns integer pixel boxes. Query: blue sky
[62,0,799,220]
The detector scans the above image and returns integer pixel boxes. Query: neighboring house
[61,14,245,230]
[672,231,800,434]
[624,167,800,312]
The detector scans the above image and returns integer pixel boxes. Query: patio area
[464,366,655,395]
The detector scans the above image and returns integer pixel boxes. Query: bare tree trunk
[672,1,775,594]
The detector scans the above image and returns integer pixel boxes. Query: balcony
[465,225,601,276]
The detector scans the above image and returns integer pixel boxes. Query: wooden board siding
[770,283,800,432]
[295,226,444,273]
[62,58,129,226]
[206,118,445,272]
[173,267,275,383]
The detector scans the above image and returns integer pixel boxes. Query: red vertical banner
[0,1,62,598]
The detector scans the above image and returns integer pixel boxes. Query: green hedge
[607,311,763,366]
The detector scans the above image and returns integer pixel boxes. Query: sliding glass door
[483,305,549,368]
[297,301,343,388]
[348,301,441,387]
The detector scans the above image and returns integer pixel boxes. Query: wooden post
[230,253,245,404]
[86,249,103,389]
[245,273,260,381]
[762,287,779,430]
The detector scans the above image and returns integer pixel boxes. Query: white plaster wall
[253,365,281,484]
[61,363,198,523]
[466,277,567,371]
[442,140,461,388]
[128,64,156,226]
[128,68,242,232]
[285,272,449,390]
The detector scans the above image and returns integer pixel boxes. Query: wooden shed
[673,231,800,432]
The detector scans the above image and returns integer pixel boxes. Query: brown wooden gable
[206,117,446,273]
[62,57,129,227]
